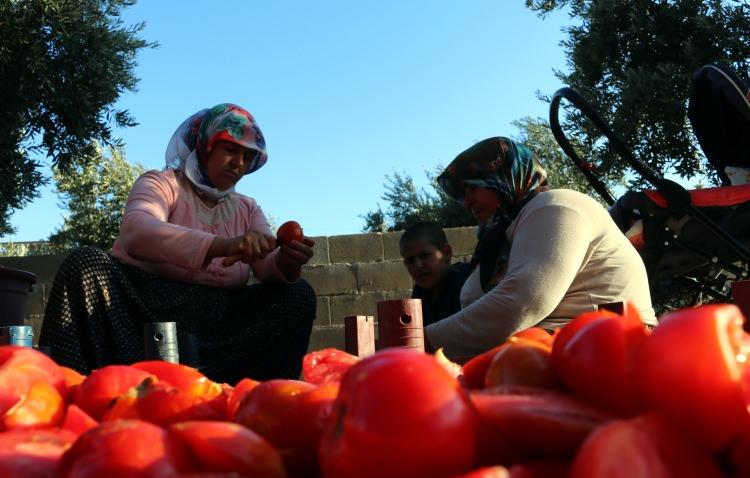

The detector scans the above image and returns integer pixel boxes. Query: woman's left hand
[275,236,316,280]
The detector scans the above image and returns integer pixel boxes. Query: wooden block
[344,315,376,357]
[376,298,425,353]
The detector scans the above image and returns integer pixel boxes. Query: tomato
[551,304,648,416]
[471,385,615,464]
[449,466,510,478]
[0,346,66,417]
[1,380,65,430]
[60,419,193,477]
[435,347,464,380]
[101,377,222,426]
[277,220,304,246]
[131,361,226,416]
[484,337,559,390]
[462,343,508,390]
[226,378,259,421]
[282,382,340,477]
[511,327,555,348]
[302,348,359,385]
[234,379,316,439]
[0,428,76,478]
[168,421,286,477]
[319,348,477,478]
[508,460,570,478]
[570,413,724,478]
[61,404,99,437]
[72,365,153,420]
[633,304,750,452]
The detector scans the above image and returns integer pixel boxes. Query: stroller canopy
[688,63,750,185]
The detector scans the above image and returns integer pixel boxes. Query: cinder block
[329,292,387,325]
[382,289,414,302]
[302,264,357,296]
[383,230,405,261]
[329,233,383,264]
[445,226,478,258]
[356,261,413,292]
[314,296,331,326]
[307,325,346,352]
[307,235,329,266]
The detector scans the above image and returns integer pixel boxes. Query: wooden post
[376,298,425,352]
[344,315,376,357]
[731,280,750,333]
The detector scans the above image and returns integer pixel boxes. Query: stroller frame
[548,67,750,305]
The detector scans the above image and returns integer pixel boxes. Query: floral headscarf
[438,137,548,291]
[165,103,268,200]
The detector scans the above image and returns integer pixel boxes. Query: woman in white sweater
[426,137,656,360]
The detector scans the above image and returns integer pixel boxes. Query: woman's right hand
[208,231,277,267]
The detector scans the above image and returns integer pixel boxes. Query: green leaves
[47,143,144,251]
[0,0,154,236]
[528,0,750,189]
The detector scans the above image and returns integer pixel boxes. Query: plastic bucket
[0,266,37,327]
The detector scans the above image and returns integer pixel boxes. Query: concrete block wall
[0,226,478,353]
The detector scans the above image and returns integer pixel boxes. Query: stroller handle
[549,87,692,209]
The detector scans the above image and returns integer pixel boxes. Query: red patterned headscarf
[165,103,268,199]
[438,137,548,291]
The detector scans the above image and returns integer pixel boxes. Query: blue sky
[10,1,571,241]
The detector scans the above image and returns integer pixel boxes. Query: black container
[0,266,36,327]
[177,332,200,368]
[144,322,180,363]
[0,325,34,347]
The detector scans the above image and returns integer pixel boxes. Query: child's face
[400,240,451,290]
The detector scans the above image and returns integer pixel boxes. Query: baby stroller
[548,63,750,313]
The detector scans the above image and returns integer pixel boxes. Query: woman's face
[462,184,500,224]
[203,140,254,190]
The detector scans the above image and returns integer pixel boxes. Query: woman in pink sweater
[40,104,317,384]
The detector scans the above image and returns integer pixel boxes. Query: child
[399,222,471,327]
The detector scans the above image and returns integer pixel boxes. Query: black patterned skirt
[39,247,316,385]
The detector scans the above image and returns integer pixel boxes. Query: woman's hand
[276,236,316,281]
[212,231,277,267]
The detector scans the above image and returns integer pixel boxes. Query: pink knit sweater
[111,169,287,289]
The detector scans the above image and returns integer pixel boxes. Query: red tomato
[302,348,359,385]
[60,419,193,477]
[633,304,750,452]
[0,346,66,417]
[226,378,259,421]
[234,379,316,444]
[72,365,153,420]
[570,413,724,478]
[168,421,285,477]
[101,377,222,426]
[1,380,65,430]
[282,382,340,478]
[471,385,615,464]
[61,404,99,437]
[319,348,477,478]
[0,428,76,478]
[551,304,648,416]
[484,338,559,390]
[511,327,555,348]
[449,467,510,478]
[508,460,570,478]
[131,361,226,416]
[462,343,508,390]
[277,220,304,246]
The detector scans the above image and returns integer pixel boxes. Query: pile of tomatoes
[0,303,749,477]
